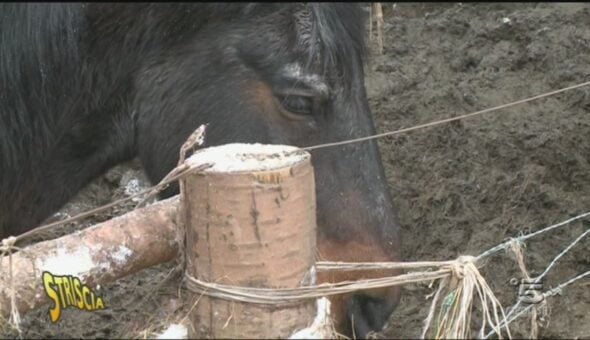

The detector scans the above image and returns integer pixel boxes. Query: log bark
[0,196,180,320]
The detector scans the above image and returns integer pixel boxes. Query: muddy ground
[3,3,589,339]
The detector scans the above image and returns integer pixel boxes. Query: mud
[2,3,589,339]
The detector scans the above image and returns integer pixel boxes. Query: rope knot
[449,255,477,280]
[1,236,17,252]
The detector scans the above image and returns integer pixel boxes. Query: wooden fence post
[182,144,317,339]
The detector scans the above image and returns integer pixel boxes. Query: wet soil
[369,3,590,339]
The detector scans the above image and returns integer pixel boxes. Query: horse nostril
[347,294,395,338]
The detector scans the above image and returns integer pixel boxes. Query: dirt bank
[369,3,590,338]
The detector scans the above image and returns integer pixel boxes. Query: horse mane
[0,4,85,170]
[0,3,84,99]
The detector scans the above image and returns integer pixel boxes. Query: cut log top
[186,143,309,173]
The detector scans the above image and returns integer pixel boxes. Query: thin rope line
[477,211,590,261]
[483,270,590,339]
[534,227,590,283]
[302,80,590,151]
[12,163,212,244]
[481,226,590,338]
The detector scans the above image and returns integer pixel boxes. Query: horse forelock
[242,3,368,92]
[307,3,368,91]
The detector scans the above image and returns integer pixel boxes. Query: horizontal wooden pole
[0,196,180,320]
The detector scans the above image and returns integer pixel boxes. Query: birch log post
[182,144,317,339]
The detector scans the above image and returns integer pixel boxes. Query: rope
[301,81,590,151]
[184,266,452,305]
[483,270,590,339]
[9,162,212,245]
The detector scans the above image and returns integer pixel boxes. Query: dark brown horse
[0,3,401,337]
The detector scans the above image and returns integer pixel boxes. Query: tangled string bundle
[180,211,590,339]
[182,254,508,338]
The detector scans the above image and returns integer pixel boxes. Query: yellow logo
[42,271,105,323]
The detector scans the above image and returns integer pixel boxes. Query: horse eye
[277,94,314,116]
